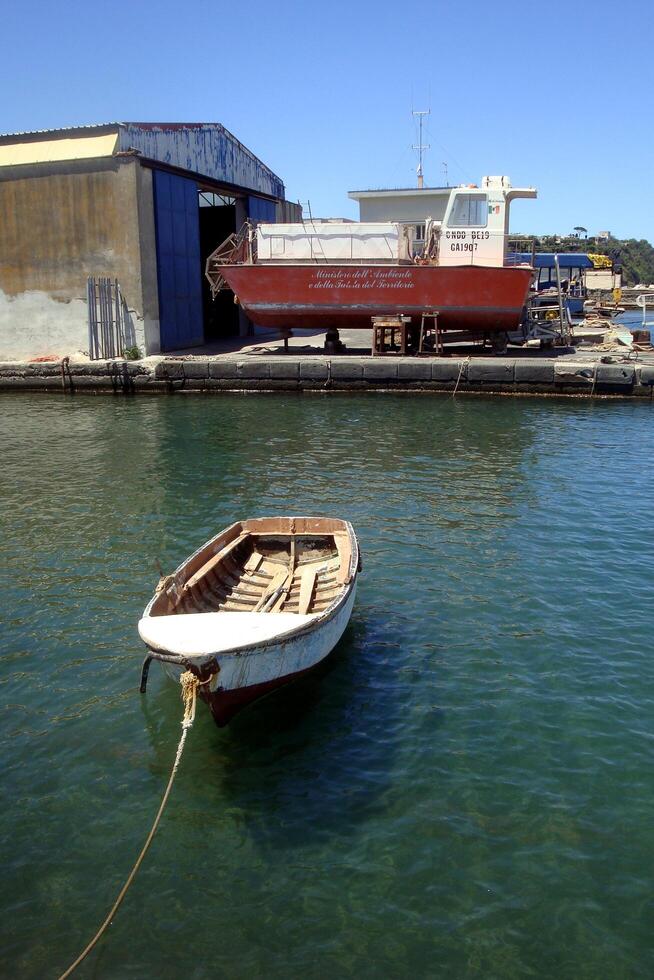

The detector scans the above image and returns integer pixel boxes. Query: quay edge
[0,356,653,398]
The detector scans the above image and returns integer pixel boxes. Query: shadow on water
[138,609,424,849]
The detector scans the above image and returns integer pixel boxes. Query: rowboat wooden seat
[138,611,317,658]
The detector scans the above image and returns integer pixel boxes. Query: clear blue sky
[2,0,652,240]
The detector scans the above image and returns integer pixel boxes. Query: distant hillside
[514,236,654,286]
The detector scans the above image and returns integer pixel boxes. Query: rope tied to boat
[452,356,471,397]
[180,669,198,728]
[58,671,202,979]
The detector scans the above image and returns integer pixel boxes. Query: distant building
[0,122,299,358]
[597,230,611,241]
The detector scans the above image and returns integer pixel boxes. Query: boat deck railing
[505,239,537,267]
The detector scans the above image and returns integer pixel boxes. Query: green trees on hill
[515,235,654,286]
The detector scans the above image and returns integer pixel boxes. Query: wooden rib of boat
[138,517,360,726]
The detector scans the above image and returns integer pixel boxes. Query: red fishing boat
[206,176,537,338]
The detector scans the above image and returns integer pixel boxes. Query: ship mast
[412,109,430,189]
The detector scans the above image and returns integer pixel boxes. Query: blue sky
[2,0,652,240]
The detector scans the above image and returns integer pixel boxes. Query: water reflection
[132,392,541,567]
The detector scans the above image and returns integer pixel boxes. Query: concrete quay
[1,352,654,398]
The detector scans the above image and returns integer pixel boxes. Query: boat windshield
[448,193,488,228]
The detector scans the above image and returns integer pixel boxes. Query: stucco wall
[0,288,89,360]
[0,158,150,358]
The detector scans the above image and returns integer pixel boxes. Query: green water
[1,391,653,979]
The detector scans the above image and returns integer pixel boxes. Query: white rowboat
[138,516,360,725]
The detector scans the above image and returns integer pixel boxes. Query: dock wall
[0,356,652,398]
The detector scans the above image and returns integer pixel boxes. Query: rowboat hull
[218,263,533,333]
[163,583,356,725]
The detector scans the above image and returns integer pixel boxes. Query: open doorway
[198,190,239,340]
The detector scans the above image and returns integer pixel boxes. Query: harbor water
[1,391,653,979]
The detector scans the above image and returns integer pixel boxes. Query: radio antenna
[412,109,431,188]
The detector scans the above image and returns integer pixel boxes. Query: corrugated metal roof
[125,122,219,130]
[119,124,284,198]
[0,121,238,141]
[0,122,121,139]
[0,121,285,199]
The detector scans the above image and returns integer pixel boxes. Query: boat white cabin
[253,177,536,270]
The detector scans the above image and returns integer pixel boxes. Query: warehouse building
[0,122,298,358]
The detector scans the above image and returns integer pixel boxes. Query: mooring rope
[58,671,200,980]
[452,356,470,397]
[590,361,599,398]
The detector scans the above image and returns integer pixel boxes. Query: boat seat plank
[243,551,264,576]
[183,534,248,593]
[298,567,318,615]
[296,553,339,568]
[269,548,298,612]
[334,534,352,585]
[253,568,288,612]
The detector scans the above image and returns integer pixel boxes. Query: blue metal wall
[247,195,277,223]
[120,124,285,200]
[153,169,204,352]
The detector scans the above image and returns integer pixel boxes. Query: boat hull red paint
[219,263,533,333]
[200,661,320,726]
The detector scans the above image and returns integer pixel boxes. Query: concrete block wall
[1,355,652,398]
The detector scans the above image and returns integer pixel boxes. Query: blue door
[153,170,204,351]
